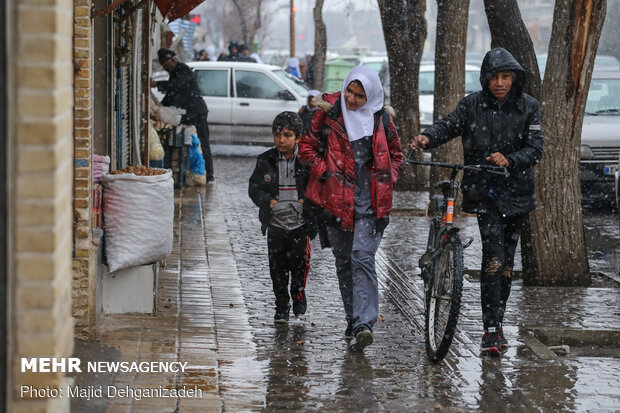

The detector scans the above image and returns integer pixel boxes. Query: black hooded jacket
[157,62,208,120]
[421,47,544,216]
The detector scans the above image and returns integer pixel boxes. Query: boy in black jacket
[249,112,315,323]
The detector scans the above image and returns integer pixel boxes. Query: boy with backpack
[249,112,316,323]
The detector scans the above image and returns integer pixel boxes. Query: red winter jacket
[298,92,404,230]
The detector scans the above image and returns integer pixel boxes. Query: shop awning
[154,0,206,22]
[93,0,206,22]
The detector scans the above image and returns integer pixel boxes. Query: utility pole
[290,0,296,57]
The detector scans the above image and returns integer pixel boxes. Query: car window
[465,70,481,94]
[235,70,284,99]
[594,56,620,71]
[272,70,309,97]
[419,70,481,95]
[419,72,434,94]
[196,69,228,97]
[586,78,620,114]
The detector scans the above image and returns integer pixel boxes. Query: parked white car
[418,64,482,127]
[379,63,481,127]
[153,61,310,143]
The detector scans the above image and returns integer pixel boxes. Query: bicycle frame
[405,152,509,292]
[405,150,509,361]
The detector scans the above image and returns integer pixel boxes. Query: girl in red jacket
[299,66,404,352]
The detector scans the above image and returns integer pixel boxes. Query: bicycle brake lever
[487,166,509,177]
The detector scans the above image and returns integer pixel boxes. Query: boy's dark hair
[272,111,303,137]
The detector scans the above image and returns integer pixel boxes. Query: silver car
[581,71,620,208]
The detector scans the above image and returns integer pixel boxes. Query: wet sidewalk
[95,186,265,413]
[90,155,620,412]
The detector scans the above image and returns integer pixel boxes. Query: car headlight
[580,145,595,159]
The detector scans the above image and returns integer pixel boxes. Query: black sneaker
[499,325,508,349]
[274,308,289,324]
[344,322,353,340]
[349,328,373,352]
[480,327,501,356]
[293,292,307,317]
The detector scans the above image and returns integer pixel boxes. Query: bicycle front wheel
[424,235,464,362]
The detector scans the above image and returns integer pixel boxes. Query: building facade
[3,0,159,410]
[4,0,75,411]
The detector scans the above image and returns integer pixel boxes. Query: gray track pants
[327,216,383,333]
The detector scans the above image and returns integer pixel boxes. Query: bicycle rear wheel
[424,235,464,362]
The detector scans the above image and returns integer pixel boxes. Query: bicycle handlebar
[406,148,509,177]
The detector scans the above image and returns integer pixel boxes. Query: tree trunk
[484,0,607,286]
[251,0,264,46]
[429,0,468,214]
[483,0,542,98]
[526,0,606,286]
[378,0,427,190]
[313,0,326,90]
[231,0,249,45]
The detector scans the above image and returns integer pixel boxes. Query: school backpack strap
[373,108,395,142]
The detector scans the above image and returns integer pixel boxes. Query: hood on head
[480,47,526,95]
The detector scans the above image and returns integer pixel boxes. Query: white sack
[102,170,174,272]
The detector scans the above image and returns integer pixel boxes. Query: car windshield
[585,78,620,115]
[418,70,481,95]
[272,70,309,97]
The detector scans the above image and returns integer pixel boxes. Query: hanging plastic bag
[149,123,165,161]
[187,134,206,185]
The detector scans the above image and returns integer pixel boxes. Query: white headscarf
[340,65,384,142]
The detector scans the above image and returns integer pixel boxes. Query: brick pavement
[92,156,619,413]
[97,187,265,413]
[216,155,620,412]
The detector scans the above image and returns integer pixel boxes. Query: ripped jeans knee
[484,256,503,274]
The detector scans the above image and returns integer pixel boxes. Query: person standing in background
[151,48,215,182]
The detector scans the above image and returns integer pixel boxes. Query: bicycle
[405,152,509,362]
